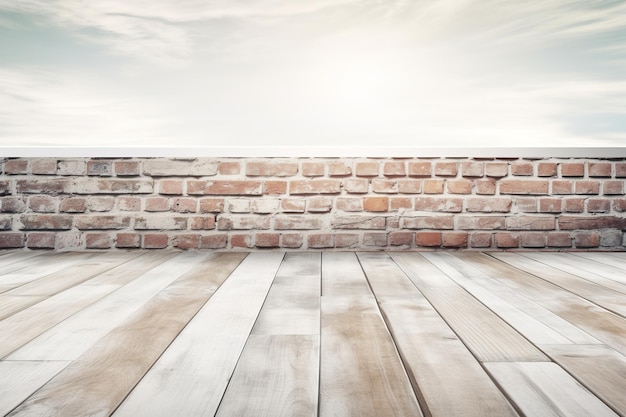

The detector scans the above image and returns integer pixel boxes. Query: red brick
[476,179,496,195]
[59,197,86,213]
[466,197,511,213]
[507,216,555,230]
[387,217,400,229]
[21,214,72,230]
[143,233,169,249]
[461,162,483,178]
[75,215,130,230]
[85,233,112,249]
[415,197,462,212]
[142,159,217,177]
[0,180,9,195]
[0,232,25,248]
[332,215,386,230]
[86,160,113,176]
[88,197,115,212]
[564,198,585,213]
[328,161,352,177]
[603,180,624,195]
[495,232,519,248]
[255,233,280,248]
[547,232,572,248]
[434,162,457,176]
[457,216,505,230]
[0,216,11,230]
[355,162,379,177]
[31,159,57,175]
[561,163,584,177]
[614,198,626,212]
[231,234,252,248]
[58,160,86,175]
[289,180,341,195]
[199,198,224,213]
[275,215,321,230]
[114,161,140,176]
[516,198,537,213]
[558,216,626,230]
[134,216,187,230]
[116,233,141,248]
[218,162,240,175]
[587,198,610,213]
[588,162,611,177]
[575,232,600,248]
[264,181,287,195]
[539,198,562,213]
[442,232,468,248]
[190,216,216,230]
[302,162,325,177]
[600,230,622,247]
[145,197,170,212]
[519,232,545,248]
[335,234,359,248]
[537,162,557,177]
[616,163,626,178]
[416,231,441,247]
[423,179,444,194]
[336,198,362,212]
[397,179,422,194]
[173,234,200,249]
[282,233,303,248]
[308,233,334,248]
[159,179,183,195]
[575,181,599,195]
[188,180,262,195]
[383,161,405,177]
[363,197,388,212]
[552,180,573,194]
[246,161,298,177]
[218,215,270,230]
[470,233,492,248]
[307,197,333,213]
[390,197,412,211]
[172,198,197,213]
[281,198,306,213]
[364,232,387,247]
[401,216,454,230]
[485,162,508,178]
[55,233,82,250]
[4,159,28,174]
[118,197,141,211]
[16,179,70,194]
[500,180,549,195]
[447,179,472,194]
[344,179,369,194]
[408,161,431,177]
[27,232,55,249]
[1,197,26,213]
[200,234,227,249]
[371,179,397,193]
[28,196,58,213]
[511,161,533,176]
[389,231,413,246]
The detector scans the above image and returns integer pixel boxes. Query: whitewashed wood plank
[81,250,177,286]
[252,252,320,335]
[216,335,319,417]
[321,252,372,296]
[112,252,284,417]
[356,252,421,296]
[7,252,246,417]
[389,252,457,287]
[541,344,626,416]
[485,362,619,417]
[0,360,69,417]
[320,295,423,417]
[0,295,45,321]
[0,251,54,276]
[8,252,212,360]
[378,296,519,417]
[574,252,626,274]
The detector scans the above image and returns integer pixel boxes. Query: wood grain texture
[356,252,421,297]
[321,252,372,296]
[574,252,626,274]
[389,252,458,288]
[7,252,246,417]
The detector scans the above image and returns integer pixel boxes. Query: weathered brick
[575,232,600,248]
[21,214,73,230]
[552,180,573,194]
[264,181,287,195]
[561,163,584,177]
[200,234,228,249]
[600,230,622,247]
[118,197,141,211]
[415,197,463,212]
[307,197,333,213]
[355,162,379,177]
[289,180,341,195]
[335,233,359,248]
[434,162,457,177]
[408,161,431,177]
[173,234,200,249]
[511,161,533,176]
[614,198,626,212]
[116,233,141,248]
[28,195,58,213]
[336,198,362,212]
[145,197,170,212]
[229,198,253,213]
[616,163,626,178]
[332,215,386,230]
[416,231,442,247]
[282,233,303,248]
[603,180,624,195]
[587,198,610,213]
[219,215,271,230]
[371,179,397,194]
[75,215,130,230]
[442,232,468,248]
[302,162,325,177]
[251,198,280,214]
[507,216,555,230]
[27,232,56,249]
[401,216,454,230]
[447,179,472,194]
[344,179,369,194]
[363,197,388,212]
[563,198,585,213]
[31,159,57,175]
[390,197,412,211]
[383,161,405,177]
[0,216,11,230]
[538,198,562,213]
[218,162,240,175]
[256,233,280,248]
[423,179,444,194]
[247,161,298,177]
[328,161,352,177]
[396,179,421,194]
[466,197,511,213]
[364,232,387,247]
[547,232,572,248]
[476,179,496,195]
[470,233,492,248]
[1,197,27,213]
[515,197,537,213]
[0,232,25,248]
[59,197,87,213]
[199,198,224,213]
[485,162,508,178]
[143,233,169,249]
[86,233,112,249]
[461,161,483,178]
[537,162,557,177]
[172,198,197,213]
[188,180,262,195]
[88,197,115,212]
[70,178,153,194]
[58,160,86,176]
[16,179,70,194]
[500,180,549,195]
[275,215,321,230]
[520,232,545,248]
[588,162,611,177]
[135,216,187,230]
[190,216,216,230]
[495,232,519,248]
[4,159,28,174]
[457,216,505,230]
[231,234,252,249]
[0,180,9,195]
[159,179,183,195]
[575,181,599,195]
[559,215,626,230]
[55,233,82,250]
[114,161,140,176]
[143,159,218,176]
[389,231,413,246]
[308,233,334,248]
[281,198,306,213]
[87,160,113,176]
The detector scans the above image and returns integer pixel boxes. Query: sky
[0,0,625,149]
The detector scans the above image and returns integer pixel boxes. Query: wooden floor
[0,250,625,417]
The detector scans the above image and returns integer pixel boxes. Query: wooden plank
[356,252,421,296]
[112,252,284,417]
[574,252,626,274]
[82,250,177,286]
[389,252,458,287]
[215,335,319,417]
[7,252,246,417]
[321,252,372,296]
[252,252,320,335]
[319,295,423,417]
[0,295,45,321]
[541,344,626,416]
[0,251,54,276]
[8,252,215,361]
[0,360,69,417]
[378,296,519,417]
[485,362,619,417]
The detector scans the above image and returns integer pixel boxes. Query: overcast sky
[0,0,624,148]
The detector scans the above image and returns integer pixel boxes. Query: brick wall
[0,157,625,251]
